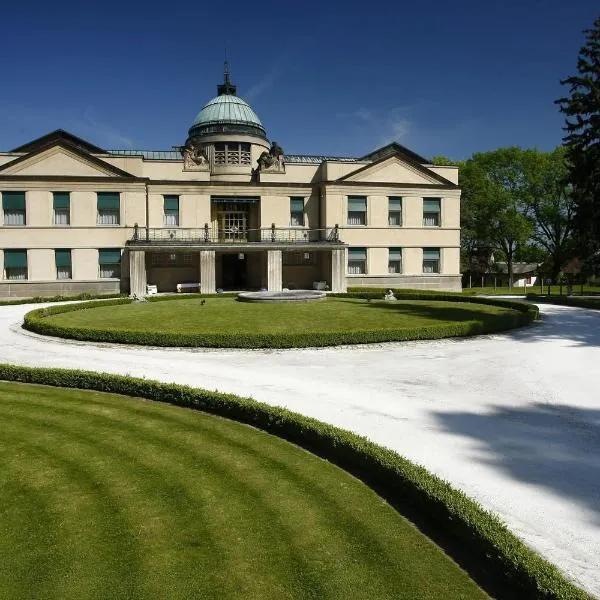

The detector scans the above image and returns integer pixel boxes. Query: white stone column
[267,250,282,292]
[129,250,147,297]
[200,250,216,294]
[331,247,347,293]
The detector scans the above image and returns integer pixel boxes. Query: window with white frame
[53,192,70,225]
[290,197,305,226]
[388,248,402,274]
[4,249,27,280]
[388,197,402,226]
[348,247,367,274]
[98,248,121,278]
[55,249,72,279]
[423,248,440,273]
[347,196,367,225]
[164,195,179,226]
[97,192,120,225]
[2,191,26,226]
[423,198,441,226]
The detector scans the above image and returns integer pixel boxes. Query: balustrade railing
[129,224,341,245]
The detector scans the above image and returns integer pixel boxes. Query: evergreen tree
[556,16,600,264]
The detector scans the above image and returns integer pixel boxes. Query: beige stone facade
[0,73,460,298]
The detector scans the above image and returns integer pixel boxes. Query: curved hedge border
[526,294,600,311]
[0,364,589,600]
[0,292,125,307]
[22,294,539,349]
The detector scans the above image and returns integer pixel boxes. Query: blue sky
[1,0,597,160]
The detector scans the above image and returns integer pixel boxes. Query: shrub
[0,363,590,600]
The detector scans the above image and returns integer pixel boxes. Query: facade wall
[0,134,462,297]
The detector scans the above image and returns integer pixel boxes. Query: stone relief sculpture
[181,140,209,170]
[257,141,285,173]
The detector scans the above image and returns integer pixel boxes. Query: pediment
[339,155,447,185]
[0,141,133,178]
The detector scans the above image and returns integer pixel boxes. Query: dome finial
[218,59,236,96]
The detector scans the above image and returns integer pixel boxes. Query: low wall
[0,280,121,299]
[347,275,462,292]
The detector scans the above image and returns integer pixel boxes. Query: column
[267,250,282,292]
[331,247,347,293]
[129,250,147,297]
[200,250,216,294]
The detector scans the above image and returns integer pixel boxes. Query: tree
[520,147,576,279]
[466,148,533,288]
[556,16,600,263]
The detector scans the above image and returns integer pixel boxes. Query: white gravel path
[1,301,599,597]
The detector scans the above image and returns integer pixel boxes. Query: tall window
[2,191,26,226]
[55,249,72,280]
[164,195,179,226]
[4,250,27,280]
[388,248,403,274]
[423,198,441,226]
[348,247,367,274]
[388,197,402,226]
[97,192,120,225]
[214,142,251,165]
[53,192,70,225]
[290,197,305,226]
[98,248,121,279]
[423,248,440,273]
[347,196,367,225]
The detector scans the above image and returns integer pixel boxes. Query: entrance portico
[127,230,347,295]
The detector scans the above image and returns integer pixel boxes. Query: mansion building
[0,68,461,298]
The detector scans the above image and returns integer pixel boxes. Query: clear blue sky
[1,0,597,160]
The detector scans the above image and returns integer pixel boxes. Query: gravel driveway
[1,301,599,597]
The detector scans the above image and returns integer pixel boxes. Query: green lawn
[0,382,489,600]
[44,297,516,335]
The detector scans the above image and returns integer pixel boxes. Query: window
[4,250,27,280]
[290,197,305,226]
[388,248,402,274]
[164,195,179,226]
[423,198,441,226]
[388,197,402,226]
[98,248,121,278]
[55,249,72,280]
[53,192,70,225]
[214,142,251,165]
[2,191,26,226]
[347,196,367,225]
[97,192,120,225]
[348,247,367,274]
[423,248,440,273]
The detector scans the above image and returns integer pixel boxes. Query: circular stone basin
[237,290,326,303]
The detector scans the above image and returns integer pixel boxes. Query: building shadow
[433,402,600,520]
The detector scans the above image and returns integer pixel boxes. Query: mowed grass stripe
[0,382,490,600]
[1,396,390,598]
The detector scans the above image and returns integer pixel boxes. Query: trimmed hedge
[0,364,590,600]
[0,292,125,307]
[526,294,600,311]
[22,294,539,348]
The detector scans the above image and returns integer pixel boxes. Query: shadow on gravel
[503,305,600,348]
[434,403,600,519]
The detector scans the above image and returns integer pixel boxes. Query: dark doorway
[221,253,247,289]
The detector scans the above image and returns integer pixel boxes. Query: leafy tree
[556,16,600,263]
[466,148,533,288]
[520,147,575,278]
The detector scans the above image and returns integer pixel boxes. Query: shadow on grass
[433,402,600,521]
[336,299,511,324]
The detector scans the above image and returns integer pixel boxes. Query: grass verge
[22,295,538,348]
[0,365,590,600]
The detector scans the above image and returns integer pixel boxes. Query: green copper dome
[188,65,267,140]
